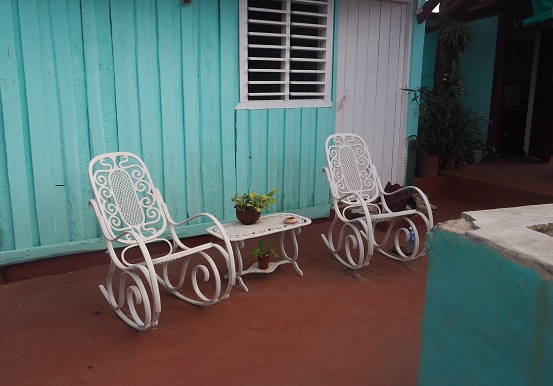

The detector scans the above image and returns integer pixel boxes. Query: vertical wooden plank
[335,0,350,131]
[387,2,403,183]
[0,81,15,251]
[111,0,141,155]
[171,2,187,219]
[374,2,390,176]
[136,0,163,186]
[219,0,239,219]
[94,0,118,152]
[249,110,268,194]
[157,0,185,218]
[382,2,400,184]
[338,0,359,132]
[18,0,61,246]
[197,0,223,217]
[352,0,368,132]
[299,109,315,208]
[182,2,202,217]
[365,1,380,152]
[0,86,8,252]
[40,0,71,243]
[49,0,86,241]
[393,3,409,184]
[267,109,285,212]
[81,0,107,157]
[314,109,332,207]
[235,110,250,196]
[0,0,34,249]
[282,109,302,210]
[66,0,97,240]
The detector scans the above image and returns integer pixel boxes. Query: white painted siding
[336,0,412,185]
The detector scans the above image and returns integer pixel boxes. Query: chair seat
[348,206,418,222]
[371,209,418,223]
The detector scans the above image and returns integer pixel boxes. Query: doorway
[500,28,535,157]
[496,27,553,161]
[527,29,553,161]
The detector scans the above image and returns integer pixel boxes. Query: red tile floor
[0,157,551,385]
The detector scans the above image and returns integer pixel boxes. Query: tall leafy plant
[439,19,473,53]
[406,66,484,168]
[406,20,483,169]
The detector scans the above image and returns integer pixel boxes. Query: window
[237,0,334,110]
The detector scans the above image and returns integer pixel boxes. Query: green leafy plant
[251,240,279,259]
[405,66,485,168]
[232,189,278,212]
[439,19,473,52]
[404,19,481,169]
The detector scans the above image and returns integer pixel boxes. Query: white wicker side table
[207,213,312,292]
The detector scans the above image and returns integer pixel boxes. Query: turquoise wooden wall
[0,0,334,265]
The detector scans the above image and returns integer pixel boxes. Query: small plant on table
[232,189,278,224]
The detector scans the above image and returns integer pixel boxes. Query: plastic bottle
[406,227,415,254]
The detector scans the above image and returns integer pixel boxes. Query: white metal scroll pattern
[88,152,236,330]
[326,133,380,204]
[322,133,434,269]
[89,153,165,244]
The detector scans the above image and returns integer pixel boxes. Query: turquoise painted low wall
[419,227,553,385]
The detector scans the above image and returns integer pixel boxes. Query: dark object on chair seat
[383,182,416,212]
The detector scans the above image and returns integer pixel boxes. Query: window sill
[235,100,333,110]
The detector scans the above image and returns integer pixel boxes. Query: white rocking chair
[321,133,434,269]
[88,152,235,330]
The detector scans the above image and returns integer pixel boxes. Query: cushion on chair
[383,182,414,212]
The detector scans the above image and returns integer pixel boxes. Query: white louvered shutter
[237,0,334,110]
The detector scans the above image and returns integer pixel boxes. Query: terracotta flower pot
[415,155,439,178]
[235,207,260,225]
[258,255,270,270]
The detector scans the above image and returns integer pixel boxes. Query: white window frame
[236,0,334,110]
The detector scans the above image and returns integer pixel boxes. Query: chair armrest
[165,211,236,284]
[380,185,434,227]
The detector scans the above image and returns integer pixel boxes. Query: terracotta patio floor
[0,156,551,385]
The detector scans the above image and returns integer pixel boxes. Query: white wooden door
[335,0,412,185]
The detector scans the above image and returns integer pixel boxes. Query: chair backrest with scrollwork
[88,152,167,244]
[325,133,381,205]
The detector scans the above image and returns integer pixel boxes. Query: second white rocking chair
[321,133,434,270]
[88,152,235,330]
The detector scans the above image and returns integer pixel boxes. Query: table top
[207,213,312,241]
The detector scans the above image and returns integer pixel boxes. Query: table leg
[279,229,304,276]
[233,240,249,292]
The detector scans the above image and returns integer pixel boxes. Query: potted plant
[231,189,278,225]
[439,19,473,53]
[406,86,443,177]
[251,239,279,270]
[406,62,484,173]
